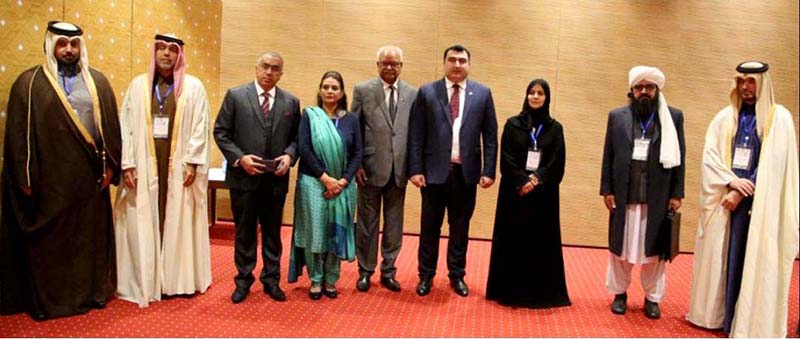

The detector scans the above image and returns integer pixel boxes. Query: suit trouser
[356,177,406,278]
[418,164,477,280]
[230,186,286,290]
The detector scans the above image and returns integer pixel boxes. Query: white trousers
[605,204,666,302]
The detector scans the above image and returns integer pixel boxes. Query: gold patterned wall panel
[1,0,222,206]
[0,0,64,170]
[65,0,132,99]
[219,0,799,250]
[131,0,222,113]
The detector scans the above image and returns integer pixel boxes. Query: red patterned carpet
[1,222,798,337]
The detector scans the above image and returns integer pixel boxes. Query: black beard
[630,95,658,117]
[57,59,79,75]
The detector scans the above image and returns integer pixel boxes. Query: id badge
[632,138,650,161]
[732,145,752,170]
[526,148,541,171]
[153,116,169,139]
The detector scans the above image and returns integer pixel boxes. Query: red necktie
[450,84,460,121]
[261,92,271,119]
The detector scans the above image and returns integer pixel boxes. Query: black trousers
[417,164,477,280]
[230,184,286,290]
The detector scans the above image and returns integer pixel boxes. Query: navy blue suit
[408,78,497,280]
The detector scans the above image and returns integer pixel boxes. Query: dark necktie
[388,85,396,122]
[261,92,271,119]
[450,84,460,121]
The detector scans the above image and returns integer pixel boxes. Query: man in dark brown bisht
[0,21,121,321]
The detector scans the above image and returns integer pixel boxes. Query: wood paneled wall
[217,0,799,251]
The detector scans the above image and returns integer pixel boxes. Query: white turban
[629,65,681,169]
[629,65,665,89]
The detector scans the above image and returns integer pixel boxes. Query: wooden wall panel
[218,0,799,252]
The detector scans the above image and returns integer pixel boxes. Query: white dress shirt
[445,77,467,164]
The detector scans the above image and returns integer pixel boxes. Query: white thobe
[114,73,212,307]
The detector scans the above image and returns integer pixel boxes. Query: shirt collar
[445,77,467,90]
[381,78,398,89]
[254,80,276,98]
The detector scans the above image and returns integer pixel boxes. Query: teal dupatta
[288,106,356,283]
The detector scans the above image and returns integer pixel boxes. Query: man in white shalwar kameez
[687,61,799,338]
[114,34,211,307]
[600,66,686,320]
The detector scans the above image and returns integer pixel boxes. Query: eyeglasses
[378,61,403,68]
[631,84,657,93]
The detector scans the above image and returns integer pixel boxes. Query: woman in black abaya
[485,78,571,309]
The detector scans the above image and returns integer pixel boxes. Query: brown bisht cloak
[0,65,121,319]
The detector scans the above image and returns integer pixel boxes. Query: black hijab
[520,78,553,128]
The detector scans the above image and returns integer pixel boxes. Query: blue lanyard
[739,114,757,146]
[154,83,174,114]
[529,124,543,150]
[60,71,76,96]
[639,112,656,140]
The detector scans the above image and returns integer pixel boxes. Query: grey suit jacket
[213,82,301,193]
[351,78,418,188]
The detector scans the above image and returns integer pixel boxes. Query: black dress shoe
[322,287,338,299]
[449,278,469,297]
[309,290,322,300]
[91,300,107,309]
[380,277,401,292]
[611,293,627,315]
[416,278,432,296]
[356,274,370,292]
[264,285,287,302]
[231,287,249,304]
[644,298,661,319]
[30,310,47,322]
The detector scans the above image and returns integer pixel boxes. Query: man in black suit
[214,52,301,303]
[408,44,498,297]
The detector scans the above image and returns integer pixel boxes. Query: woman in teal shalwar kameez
[289,71,362,300]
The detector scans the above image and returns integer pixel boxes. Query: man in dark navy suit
[407,44,498,297]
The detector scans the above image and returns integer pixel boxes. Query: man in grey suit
[600,66,685,319]
[352,46,418,293]
[214,52,301,304]
[408,44,498,297]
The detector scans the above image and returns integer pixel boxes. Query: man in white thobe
[114,34,211,307]
[687,61,799,338]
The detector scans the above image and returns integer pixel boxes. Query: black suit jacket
[213,82,301,193]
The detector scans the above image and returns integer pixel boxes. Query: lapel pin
[469,92,473,96]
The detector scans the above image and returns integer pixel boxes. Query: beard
[57,56,79,74]
[630,94,659,117]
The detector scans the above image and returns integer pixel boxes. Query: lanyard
[739,114,757,146]
[333,117,340,129]
[529,124,543,150]
[639,112,656,140]
[154,83,174,114]
[60,71,76,96]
